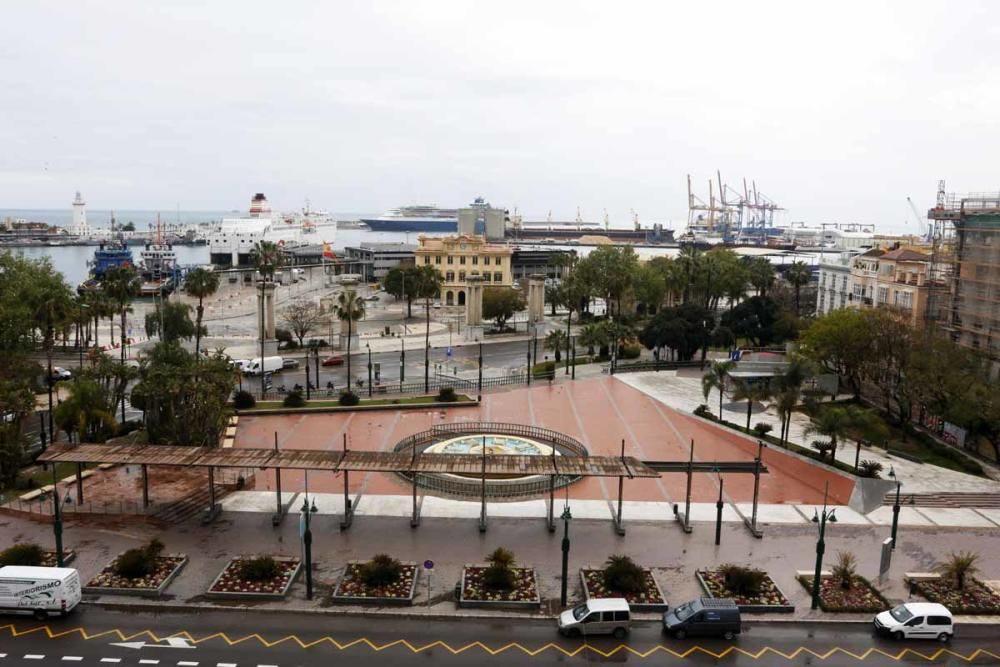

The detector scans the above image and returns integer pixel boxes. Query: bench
[796,570,832,579]
[904,572,941,594]
[19,489,45,501]
[225,426,238,438]
[98,463,116,470]
[222,438,235,449]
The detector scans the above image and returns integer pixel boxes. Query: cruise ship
[208,194,337,267]
[361,197,490,232]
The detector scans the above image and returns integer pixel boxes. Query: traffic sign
[424,559,434,570]
[446,347,453,358]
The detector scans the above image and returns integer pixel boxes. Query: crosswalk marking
[217,663,237,667]
[177,662,198,666]
[24,656,44,661]
[140,661,160,665]
[101,659,121,664]
[62,658,84,662]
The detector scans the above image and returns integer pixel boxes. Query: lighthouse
[71,191,90,236]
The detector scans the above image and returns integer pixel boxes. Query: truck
[244,356,284,375]
[0,566,82,619]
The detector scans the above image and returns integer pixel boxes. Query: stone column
[465,275,484,341]
[528,274,546,323]
[257,280,279,356]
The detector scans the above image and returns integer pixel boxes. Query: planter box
[911,578,1000,615]
[580,567,668,612]
[40,550,76,567]
[331,561,418,606]
[83,554,187,597]
[459,565,540,611]
[796,574,889,613]
[206,556,301,600]
[697,569,794,614]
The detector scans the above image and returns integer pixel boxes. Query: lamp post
[300,475,318,600]
[51,469,72,567]
[559,491,572,607]
[810,482,838,610]
[400,328,405,384]
[715,469,724,546]
[305,351,312,400]
[888,465,901,550]
[78,302,89,368]
[312,345,320,392]
[367,343,373,398]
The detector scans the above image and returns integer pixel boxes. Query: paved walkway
[616,370,1000,495]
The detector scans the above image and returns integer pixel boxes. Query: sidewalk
[4,504,1000,623]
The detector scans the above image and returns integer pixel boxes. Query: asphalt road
[1,607,998,666]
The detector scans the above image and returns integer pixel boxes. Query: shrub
[718,563,766,597]
[693,404,713,419]
[339,391,360,406]
[115,419,143,436]
[532,361,556,378]
[483,563,515,590]
[0,543,45,566]
[858,459,883,478]
[831,551,857,590]
[113,538,164,579]
[937,551,979,591]
[233,391,256,409]
[283,390,305,408]
[603,554,645,595]
[359,553,403,587]
[621,343,642,360]
[753,422,773,437]
[237,555,280,581]
[436,386,458,402]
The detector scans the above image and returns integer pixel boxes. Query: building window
[459,271,466,281]
[435,255,441,264]
[423,256,430,265]
[460,256,466,265]
[895,291,913,309]
[877,286,888,304]
[447,256,454,265]
[446,271,455,282]
[494,271,503,282]
[472,256,478,265]
[484,273,491,282]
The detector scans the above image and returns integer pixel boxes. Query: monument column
[257,280,279,357]
[528,274,546,323]
[465,275,484,341]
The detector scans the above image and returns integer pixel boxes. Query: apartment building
[850,247,933,325]
[415,234,514,306]
[816,251,857,316]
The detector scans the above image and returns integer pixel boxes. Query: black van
[662,598,741,639]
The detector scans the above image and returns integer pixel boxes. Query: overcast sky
[2,1,998,230]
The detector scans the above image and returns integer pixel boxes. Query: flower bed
[697,569,794,613]
[581,567,668,612]
[40,550,76,567]
[460,566,540,610]
[83,554,187,597]
[332,561,418,606]
[796,575,888,613]
[206,556,301,600]
[911,578,1000,615]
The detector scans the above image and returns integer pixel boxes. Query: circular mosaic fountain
[392,423,587,500]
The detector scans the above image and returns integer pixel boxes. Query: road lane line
[177,662,199,666]
[139,661,160,665]
[24,656,45,661]
[217,663,237,667]
[62,658,83,662]
[100,659,121,664]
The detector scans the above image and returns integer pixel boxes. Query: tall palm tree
[578,323,604,357]
[772,356,812,446]
[676,246,701,304]
[804,405,855,462]
[101,265,139,370]
[732,379,773,430]
[701,360,735,419]
[250,240,282,281]
[544,329,568,363]
[747,257,775,296]
[772,388,799,448]
[412,265,441,392]
[184,267,221,357]
[53,377,116,442]
[785,261,812,316]
[334,289,366,392]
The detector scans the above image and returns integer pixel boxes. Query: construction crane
[906,197,929,240]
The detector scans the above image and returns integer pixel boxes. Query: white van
[874,602,954,642]
[558,598,631,638]
[245,356,284,375]
[0,566,82,619]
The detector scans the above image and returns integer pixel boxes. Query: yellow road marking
[1,624,998,662]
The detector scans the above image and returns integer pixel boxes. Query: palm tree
[334,289,366,392]
[545,329,568,363]
[731,379,772,430]
[676,245,701,304]
[747,257,775,297]
[411,265,441,392]
[772,356,812,446]
[100,265,139,376]
[786,261,812,315]
[773,388,799,448]
[250,240,282,281]
[184,267,221,357]
[53,377,116,443]
[701,360,735,419]
[578,323,604,357]
[937,551,979,591]
[804,405,855,462]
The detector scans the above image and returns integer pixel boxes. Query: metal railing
[240,372,528,402]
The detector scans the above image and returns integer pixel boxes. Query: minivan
[874,602,953,642]
[558,598,631,638]
[662,598,741,640]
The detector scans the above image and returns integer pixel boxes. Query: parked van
[245,356,284,375]
[558,598,631,638]
[662,598,741,639]
[0,566,82,619]
[874,602,953,642]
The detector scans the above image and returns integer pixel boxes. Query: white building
[821,228,875,251]
[815,251,858,316]
[70,191,90,236]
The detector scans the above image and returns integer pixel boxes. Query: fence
[608,360,702,374]
[242,372,529,401]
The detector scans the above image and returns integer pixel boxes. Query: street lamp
[312,344,320,393]
[809,482,838,610]
[714,468,724,546]
[888,465,901,550]
[366,343,373,398]
[51,476,72,567]
[559,488,572,607]
[299,484,318,600]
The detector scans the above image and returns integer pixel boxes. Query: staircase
[152,485,229,523]
[883,492,1000,509]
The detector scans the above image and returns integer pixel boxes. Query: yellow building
[850,246,932,325]
[415,234,514,305]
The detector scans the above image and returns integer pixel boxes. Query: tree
[101,265,140,373]
[483,286,526,331]
[937,551,979,591]
[720,295,796,348]
[120,221,136,232]
[701,360,735,419]
[746,257,775,296]
[675,245,701,305]
[578,323,605,357]
[574,245,638,317]
[799,309,872,397]
[831,552,857,590]
[771,356,812,447]
[632,263,666,315]
[250,240,283,281]
[334,290,366,387]
[732,379,772,430]
[53,378,116,442]
[183,267,220,357]
[804,405,856,462]
[144,300,196,343]
[545,329,568,363]
[638,303,713,361]
[282,299,322,347]
[785,261,812,316]
[383,265,421,318]
[410,265,442,391]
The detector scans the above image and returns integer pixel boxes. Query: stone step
[883,492,1000,509]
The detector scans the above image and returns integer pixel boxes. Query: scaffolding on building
[926,180,1000,357]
